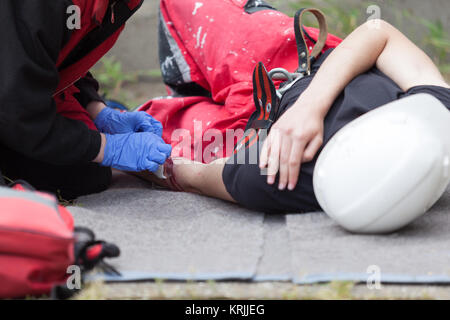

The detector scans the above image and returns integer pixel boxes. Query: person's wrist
[93,105,119,134]
[87,101,107,120]
[293,89,330,119]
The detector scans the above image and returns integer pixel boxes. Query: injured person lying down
[135,0,450,214]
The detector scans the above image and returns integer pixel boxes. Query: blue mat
[70,171,450,285]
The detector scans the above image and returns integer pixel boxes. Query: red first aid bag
[0,181,120,299]
[0,184,74,298]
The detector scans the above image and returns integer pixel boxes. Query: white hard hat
[313,94,450,234]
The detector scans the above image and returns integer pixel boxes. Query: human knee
[60,165,112,200]
[223,162,272,210]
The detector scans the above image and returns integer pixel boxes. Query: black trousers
[0,146,111,200]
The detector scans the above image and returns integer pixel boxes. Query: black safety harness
[234,8,329,153]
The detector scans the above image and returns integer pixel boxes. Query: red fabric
[0,193,75,298]
[53,86,98,130]
[86,244,103,261]
[53,0,142,129]
[140,0,342,163]
[58,205,76,233]
[11,184,25,191]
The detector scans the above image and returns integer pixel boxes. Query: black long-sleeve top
[0,0,106,165]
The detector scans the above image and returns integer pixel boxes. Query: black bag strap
[51,227,121,300]
[294,8,329,75]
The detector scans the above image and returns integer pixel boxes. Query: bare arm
[172,158,234,202]
[134,158,235,202]
[302,19,449,118]
[260,19,449,191]
[87,101,107,164]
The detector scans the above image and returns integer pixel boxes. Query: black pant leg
[222,138,321,214]
[0,145,111,200]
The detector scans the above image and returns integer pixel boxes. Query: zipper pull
[111,2,116,24]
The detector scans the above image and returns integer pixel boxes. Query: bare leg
[134,157,236,203]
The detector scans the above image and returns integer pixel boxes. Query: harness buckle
[268,68,304,99]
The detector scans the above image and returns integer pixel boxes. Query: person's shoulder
[7,0,74,58]
[8,0,73,22]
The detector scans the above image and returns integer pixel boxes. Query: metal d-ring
[268,68,304,99]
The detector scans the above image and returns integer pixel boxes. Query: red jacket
[0,0,142,165]
[56,0,142,97]
[139,0,342,162]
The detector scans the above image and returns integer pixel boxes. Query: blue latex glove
[94,107,163,137]
[101,132,172,172]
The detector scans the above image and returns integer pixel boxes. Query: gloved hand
[94,107,163,137]
[101,132,172,172]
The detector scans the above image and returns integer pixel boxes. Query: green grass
[286,0,449,80]
[73,281,358,300]
[288,0,366,38]
[2,175,13,184]
[91,56,139,107]
[73,281,109,300]
[93,56,138,95]
[56,190,79,207]
[91,56,164,108]
[72,280,443,300]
